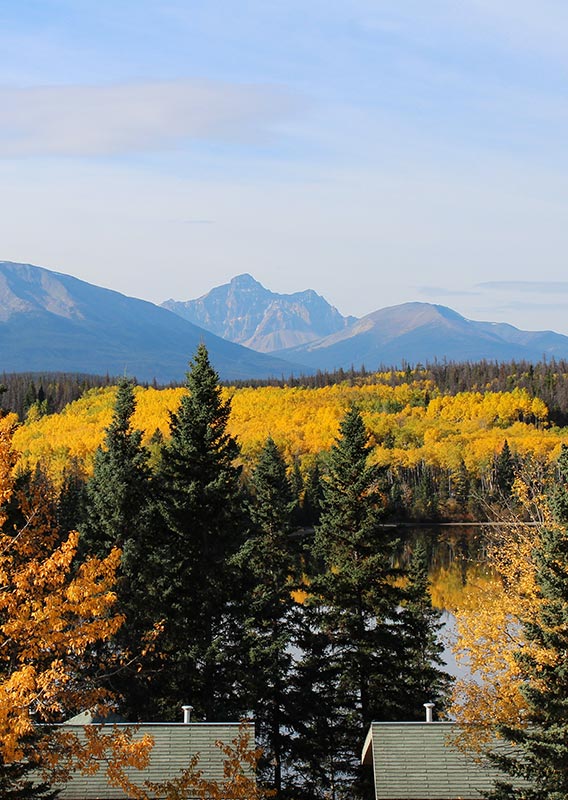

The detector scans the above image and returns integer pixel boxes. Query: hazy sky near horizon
[2,1,568,333]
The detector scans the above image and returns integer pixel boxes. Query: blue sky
[1,1,568,333]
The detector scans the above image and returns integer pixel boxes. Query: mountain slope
[273,302,568,370]
[162,273,355,352]
[0,262,307,382]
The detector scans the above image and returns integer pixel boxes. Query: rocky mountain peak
[230,273,262,288]
[162,275,354,353]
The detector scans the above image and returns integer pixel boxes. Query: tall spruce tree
[486,443,568,799]
[156,343,246,721]
[300,406,404,798]
[302,460,324,527]
[81,379,152,558]
[288,599,353,800]
[237,437,299,796]
[493,439,516,499]
[57,457,86,536]
[397,539,453,719]
[79,378,159,718]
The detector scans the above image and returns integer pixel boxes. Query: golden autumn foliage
[0,413,265,799]
[55,721,268,800]
[449,539,532,745]
[143,721,271,800]
[448,469,557,749]
[11,381,565,485]
[0,413,157,791]
[44,724,154,796]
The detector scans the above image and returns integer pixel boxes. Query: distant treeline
[0,372,118,418]
[4,358,568,426]
[233,358,568,426]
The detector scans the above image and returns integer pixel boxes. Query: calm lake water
[399,523,497,683]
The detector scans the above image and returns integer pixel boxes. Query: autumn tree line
[232,357,568,426]
[8,366,566,528]
[0,345,453,800]
[6,355,568,424]
[0,371,117,420]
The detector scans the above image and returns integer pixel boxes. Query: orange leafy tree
[51,721,269,800]
[0,413,153,793]
[143,721,272,800]
[448,458,555,751]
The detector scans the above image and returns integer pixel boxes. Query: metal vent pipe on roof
[182,705,193,724]
[423,702,434,722]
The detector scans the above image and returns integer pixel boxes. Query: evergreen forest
[3,350,568,799]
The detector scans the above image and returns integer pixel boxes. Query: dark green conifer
[288,600,353,800]
[412,464,439,520]
[302,460,324,527]
[290,458,305,527]
[238,437,299,795]
[78,378,159,719]
[493,439,516,499]
[397,539,453,719]
[549,443,568,521]
[81,378,152,558]
[302,406,404,797]
[156,343,246,721]
[56,457,86,537]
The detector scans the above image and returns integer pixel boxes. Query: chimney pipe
[423,702,434,723]
[182,705,193,724]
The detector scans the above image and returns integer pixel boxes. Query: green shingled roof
[362,722,527,800]
[55,722,251,800]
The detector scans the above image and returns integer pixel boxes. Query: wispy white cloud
[465,0,568,59]
[0,80,303,157]
[353,0,568,60]
[498,300,568,312]
[419,286,481,298]
[478,281,568,294]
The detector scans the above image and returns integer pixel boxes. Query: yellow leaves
[10,380,566,484]
[0,527,122,663]
[449,522,548,749]
[77,726,154,791]
[0,414,18,516]
[425,388,546,428]
[143,721,270,800]
[41,725,155,799]
[57,721,269,800]
[0,422,125,767]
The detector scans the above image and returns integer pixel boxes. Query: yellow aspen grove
[449,470,554,750]
[12,382,566,485]
[0,414,153,792]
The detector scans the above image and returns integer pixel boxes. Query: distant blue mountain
[0,262,308,382]
[272,302,568,369]
[3,263,568,380]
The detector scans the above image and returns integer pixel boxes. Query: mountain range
[0,262,305,382]
[272,302,568,371]
[2,261,568,382]
[166,273,568,371]
[162,273,355,352]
